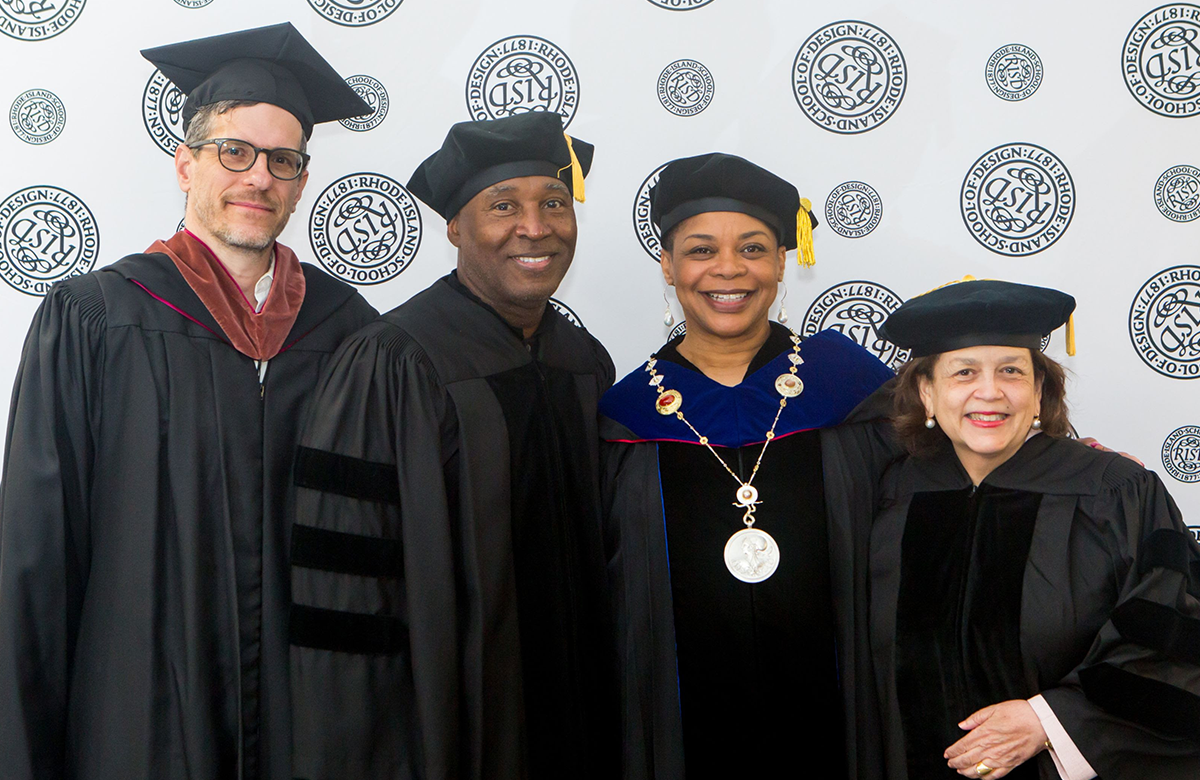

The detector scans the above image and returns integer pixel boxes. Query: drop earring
[925,415,936,429]
[1032,415,1042,430]
[776,281,789,324]
[662,288,675,328]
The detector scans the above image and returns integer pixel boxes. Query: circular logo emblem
[549,297,584,328]
[9,88,65,145]
[0,185,98,296]
[309,173,422,286]
[960,143,1075,256]
[1154,164,1200,221]
[1129,265,1200,379]
[466,35,579,128]
[801,280,909,370]
[172,0,213,7]
[142,69,187,157]
[668,320,688,340]
[633,162,671,262]
[985,43,1044,101]
[1123,4,1200,117]
[657,59,715,116]
[825,181,883,238]
[339,75,390,132]
[307,0,403,27]
[1162,425,1200,482]
[792,20,907,134]
[646,0,713,8]
[0,0,84,41]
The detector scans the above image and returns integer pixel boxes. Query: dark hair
[661,222,681,253]
[892,348,1072,456]
[184,99,308,154]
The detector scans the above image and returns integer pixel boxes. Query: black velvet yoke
[895,486,1042,779]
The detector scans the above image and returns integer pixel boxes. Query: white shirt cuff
[1028,694,1097,780]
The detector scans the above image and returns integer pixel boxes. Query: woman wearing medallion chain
[598,153,898,779]
[869,279,1200,780]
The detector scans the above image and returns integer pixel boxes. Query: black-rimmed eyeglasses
[186,138,310,181]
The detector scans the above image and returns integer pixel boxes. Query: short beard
[209,223,282,252]
[193,196,289,252]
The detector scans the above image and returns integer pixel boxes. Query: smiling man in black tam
[0,23,377,780]
[288,111,620,779]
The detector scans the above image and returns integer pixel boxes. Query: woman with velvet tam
[598,153,898,779]
[869,278,1200,779]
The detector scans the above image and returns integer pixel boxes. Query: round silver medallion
[775,373,804,397]
[735,484,758,506]
[723,527,780,583]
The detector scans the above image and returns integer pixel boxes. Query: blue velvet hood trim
[599,328,893,447]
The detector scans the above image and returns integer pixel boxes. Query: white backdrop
[1,0,1198,524]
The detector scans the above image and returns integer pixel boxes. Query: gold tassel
[1065,312,1076,356]
[559,133,585,203]
[796,198,815,267]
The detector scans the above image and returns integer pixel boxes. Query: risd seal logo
[172,0,213,7]
[792,20,907,134]
[1129,265,1200,379]
[143,69,186,157]
[1154,164,1200,221]
[339,75,389,133]
[308,0,402,27]
[960,143,1075,256]
[0,185,98,296]
[985,44,1044,101]
[825,181,882,239]
[801,280,909,370]
[646,0,714,9]
[657,59,715,116]
[467,35,579,128]
[0,0,84,41]
[633,162,671,261]
[1123,4,1200,117]
[549,298,584,328]
[668,321,688,340]
[1161,425,1200,482]
[309,173,421,286]
[10,88,66,144]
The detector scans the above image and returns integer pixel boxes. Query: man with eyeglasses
[0,23,376,780]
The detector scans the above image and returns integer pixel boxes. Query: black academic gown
[289,273,619,780]
[599,324,899,780]
[0,252,377,780]
[871,434,1200,780]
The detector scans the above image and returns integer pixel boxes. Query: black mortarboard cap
[141,22,371,139]
[879,278,1077,357]
[407,112,594,220]
[649,152,818,254]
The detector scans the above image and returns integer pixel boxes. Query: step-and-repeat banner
[1,0,1197,523]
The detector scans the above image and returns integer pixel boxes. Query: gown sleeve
[289,323,462,780]
[1039,460,1200,778]
[0,278,106,779]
